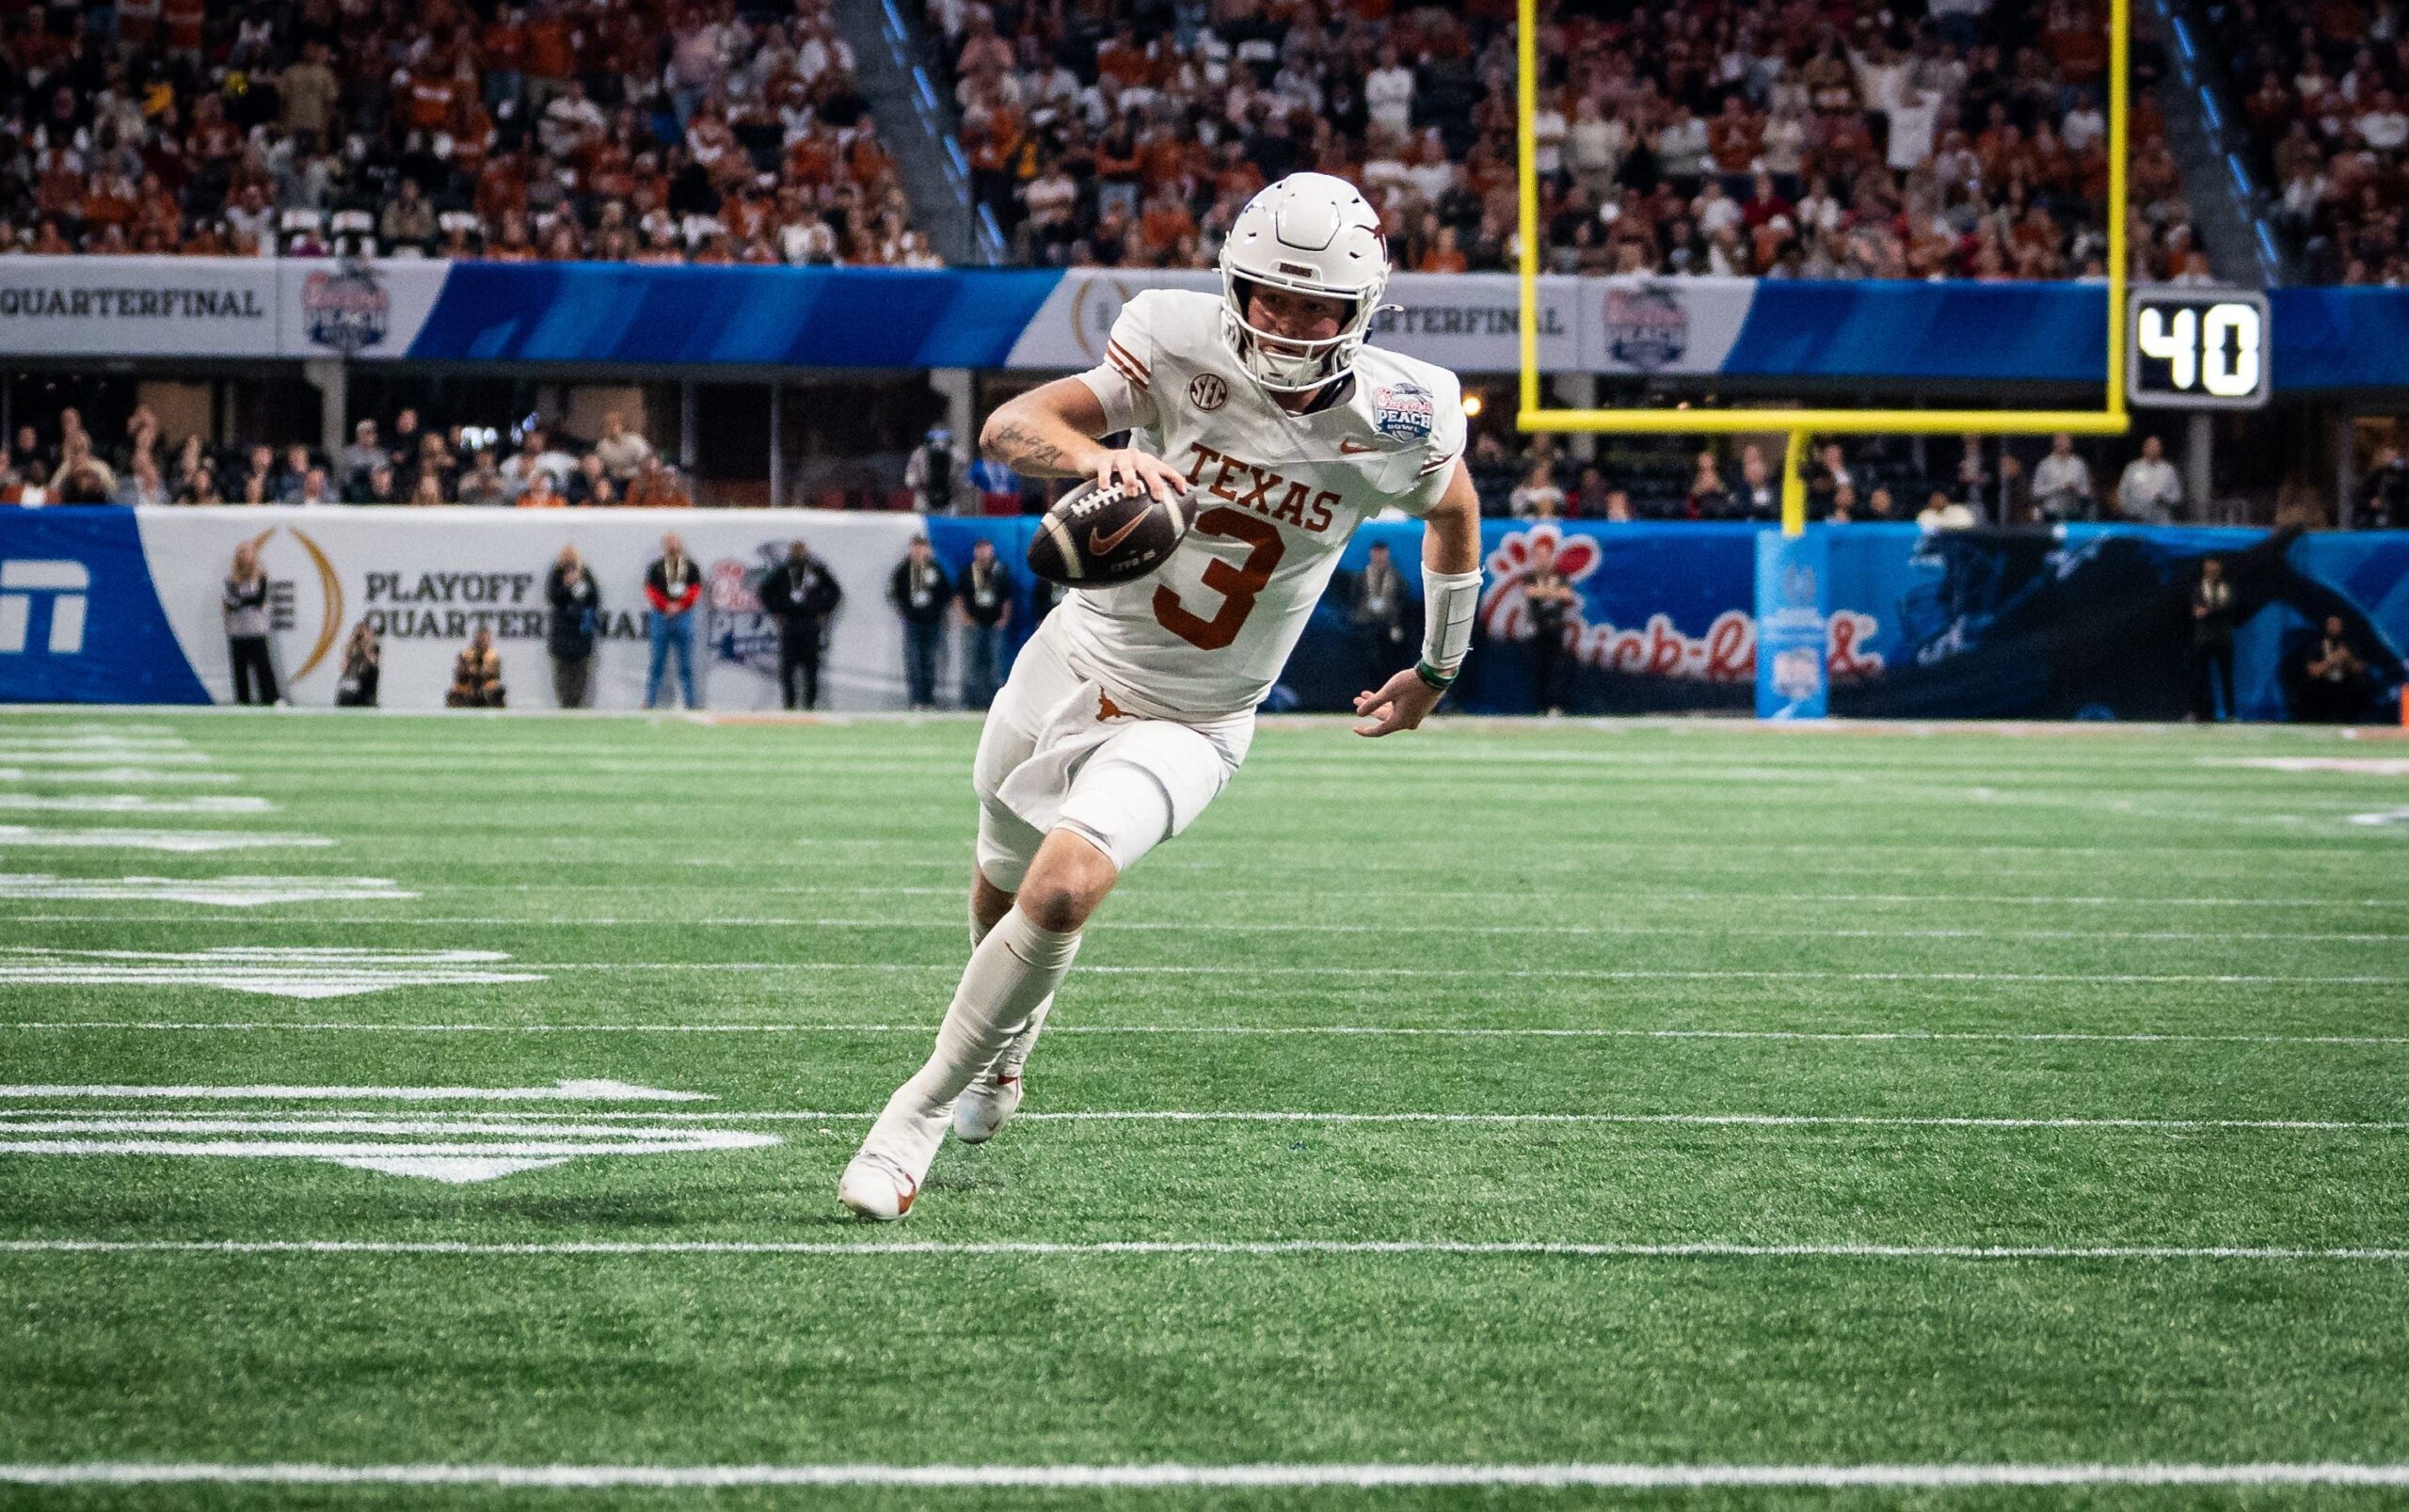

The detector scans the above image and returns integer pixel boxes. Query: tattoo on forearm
[984,422,1076,476]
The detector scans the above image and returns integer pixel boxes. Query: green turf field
[1,708,2406,1508]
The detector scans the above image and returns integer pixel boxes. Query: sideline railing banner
[0,506,923,709]
[926,517,2409,724]
[10,506,2405,719]
[0,258,2322,385]
[3,258,2404,388]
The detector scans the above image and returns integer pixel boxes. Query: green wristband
[1414,660,1457,691]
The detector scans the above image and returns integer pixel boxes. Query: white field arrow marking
[0,749,210,765]
[0,736,197,751]
[0,767,240,786]
[0,1110,768,1185]
[0,1080,711,1102]
[0,875,411,907]
[2215,757,2409,776]
[0,795,276,815]
[0,827,327,852]
[0,947,543,1000]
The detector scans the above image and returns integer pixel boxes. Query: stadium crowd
[927,0,2198,282]
[0,0,930,266]
[1466,425,2213,524]
[30,395,2382,528]
[2208,0,2409,282]
[0,402,696,507]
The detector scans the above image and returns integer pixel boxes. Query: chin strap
[1416,567,1483,689]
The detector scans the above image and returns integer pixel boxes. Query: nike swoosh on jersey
[1088,512,1148,555]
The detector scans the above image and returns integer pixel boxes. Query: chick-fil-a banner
[927,517,2409,724]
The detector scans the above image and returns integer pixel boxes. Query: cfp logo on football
[0,559,89,654]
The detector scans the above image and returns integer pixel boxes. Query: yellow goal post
[1514,0,2133,530]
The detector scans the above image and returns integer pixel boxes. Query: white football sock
[857,907,1081,1181]
[971,894,1052,1083]
[994,995,1052,1080]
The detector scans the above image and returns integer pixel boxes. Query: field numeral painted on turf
[0,1082,774,1184]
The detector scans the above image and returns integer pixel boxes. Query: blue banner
[5,258,2409,390]
[0,507,209,704]
[1755,531,1830,719]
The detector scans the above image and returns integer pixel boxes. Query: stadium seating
[2201,0,2409,281]
[0,0,925,264]
[920,0,2194,281]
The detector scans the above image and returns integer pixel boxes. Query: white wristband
[1421,567,1481,678]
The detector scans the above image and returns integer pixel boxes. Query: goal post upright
[1512,0,2133,454]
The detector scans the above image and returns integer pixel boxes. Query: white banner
[1369,272,1582,374]
[0,256,281,358]
[136,507,926,710]
[1001,268,1585,375]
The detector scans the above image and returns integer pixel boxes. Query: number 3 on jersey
[1152,506,1285,650]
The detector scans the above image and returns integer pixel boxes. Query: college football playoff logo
[1189,374,1228,411]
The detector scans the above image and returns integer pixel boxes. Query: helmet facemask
[1220,277,1380,393]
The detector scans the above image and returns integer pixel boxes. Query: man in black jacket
[891,534,951,710]
[957,536,1013,710]
[758,539,845,710]
[545,545,601,708]
[2191,556,2238,722]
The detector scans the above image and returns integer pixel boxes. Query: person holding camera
[546,545,602,708]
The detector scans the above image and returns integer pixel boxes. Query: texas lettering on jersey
[1063,289,1466,719]
[1183,444,1341,534]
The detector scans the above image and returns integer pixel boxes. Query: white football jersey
[1065,290,1465,718]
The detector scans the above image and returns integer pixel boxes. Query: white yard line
[1,914,2392,943]
[10,1462,2409,1491]
[40,1107,2409,1134]
[4,1238,2408,1265]
[7,1021,2408,1047]
[8,892,2401,919]
[474,962,2409,987]
[0,950,2374,986]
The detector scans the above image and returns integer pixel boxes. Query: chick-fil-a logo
[1478,524,1885,682]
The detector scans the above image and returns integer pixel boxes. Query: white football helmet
[1218,172,1391,393]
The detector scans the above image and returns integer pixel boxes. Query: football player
[839,172,1483,1219]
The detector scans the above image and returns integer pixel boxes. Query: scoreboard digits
[2127,290,2271,410]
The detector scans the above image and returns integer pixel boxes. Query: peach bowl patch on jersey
[1373,381,1434,440]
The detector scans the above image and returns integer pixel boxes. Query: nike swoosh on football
[1088,513,1149,556]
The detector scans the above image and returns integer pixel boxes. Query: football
[1027,479,1191,587]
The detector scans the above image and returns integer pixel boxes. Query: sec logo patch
[1189,374,1228,411]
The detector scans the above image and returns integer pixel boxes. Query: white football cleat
[837,1154,917,1221]
[952,1073,1023,1145]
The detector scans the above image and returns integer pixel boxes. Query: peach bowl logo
[1602,282,1688,372]
[301,262,390,355]
[1478,523,1885,683]
[705,550,778,675]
